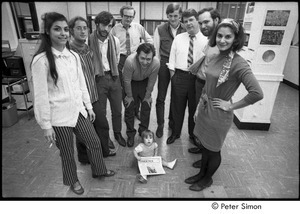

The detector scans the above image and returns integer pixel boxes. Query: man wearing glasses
[111,5,153,120]
[68,16,117,162]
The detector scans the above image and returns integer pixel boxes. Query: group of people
[30,3,263,195]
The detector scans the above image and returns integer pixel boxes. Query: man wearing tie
[111,5,153,119]
[167,9,207,145]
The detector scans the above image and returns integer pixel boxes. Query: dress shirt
[31,47,92,130]
[153,24,180,60]
[168,31,208,72]
[111,22,153,55]
[97,36,120,71]
[123,53,160,99]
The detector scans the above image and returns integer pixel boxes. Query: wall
[35,2,86,26]
[283,46,299,86]
[1,2,19,50]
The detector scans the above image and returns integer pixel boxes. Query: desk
[2,75,33,119]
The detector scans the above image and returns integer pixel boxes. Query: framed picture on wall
[264,10,290,26]
[260,30,285,45]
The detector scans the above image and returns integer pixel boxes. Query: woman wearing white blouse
[31,12,115,195]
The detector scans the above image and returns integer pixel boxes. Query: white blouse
[31,47,92,129]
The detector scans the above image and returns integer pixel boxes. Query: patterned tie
[124,26,131,55]
[187,35,195,67]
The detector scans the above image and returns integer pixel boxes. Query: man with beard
[69,16,116,161]
[188,8,221,166]
[89,11,127,148]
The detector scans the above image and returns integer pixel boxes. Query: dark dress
[193,51,263,152]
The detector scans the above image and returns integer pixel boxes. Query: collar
[122,23,131,29]
[188,30,201,39]
[51,47,72,58]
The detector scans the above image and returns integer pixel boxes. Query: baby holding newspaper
[133,130,177,183]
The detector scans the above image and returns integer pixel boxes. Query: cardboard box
[2,103,19,127]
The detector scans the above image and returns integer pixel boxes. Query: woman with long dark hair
[31,12,115,195]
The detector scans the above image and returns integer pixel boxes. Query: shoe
[92,170,115,178]
[188,147,202,154]
[108,139,115,150]
[127,135,134,147]
[108,149,116,157]
[156,124,164,138]
[136,174,147,184]
[189,178,213,191]
[168,159,177,170]
[184,173,203,184]
[114,133,126,147]
[192,159,202,168]
[167,135,179,144]
[70,181,84,195]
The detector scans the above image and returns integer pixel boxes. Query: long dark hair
[31,12,69,86]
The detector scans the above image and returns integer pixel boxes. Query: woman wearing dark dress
[185,18,264,191]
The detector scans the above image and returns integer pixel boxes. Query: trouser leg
[107,76,123,133]
[125,100,136,137]
[53,126,78,186]
[92,100,110,157]
[187,76,196,137]
[73,113,107,176]
[156,58,170,126]
[171,72,188,136]
[118,55,127,103]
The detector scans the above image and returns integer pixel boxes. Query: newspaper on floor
[138,156,166,175]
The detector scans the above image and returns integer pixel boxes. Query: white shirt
[31,47,92,129]
[111,22,153,55]
[168,31,208,72]
[97,36,120,71]
[153,24,179,60]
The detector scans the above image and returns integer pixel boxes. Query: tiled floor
[2,82,299,198]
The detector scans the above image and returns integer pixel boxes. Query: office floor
[2,82,299,198]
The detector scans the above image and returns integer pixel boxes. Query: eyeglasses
[74,26,89,31]
[123,15,134,19]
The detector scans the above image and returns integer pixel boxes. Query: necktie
[187,35,195,67]
[124,26,131,55]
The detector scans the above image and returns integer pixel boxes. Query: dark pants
[170,69,196,137]
[96,72,123,134]
[155,57,173,127]
[53,113,107,186]
[195,78,206,105]
[125,78,151,137]
[76,100,111,161]
[119,54,140,115]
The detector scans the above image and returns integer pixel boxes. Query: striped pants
[53,113,107,186]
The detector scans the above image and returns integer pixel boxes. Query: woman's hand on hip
[212,98,232,112]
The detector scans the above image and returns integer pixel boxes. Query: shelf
[11,89,30,95]
[17,102,33,111]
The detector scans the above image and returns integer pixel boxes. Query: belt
[104,70,112,75]
[175,68,193,75]
[197,78,206,84]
